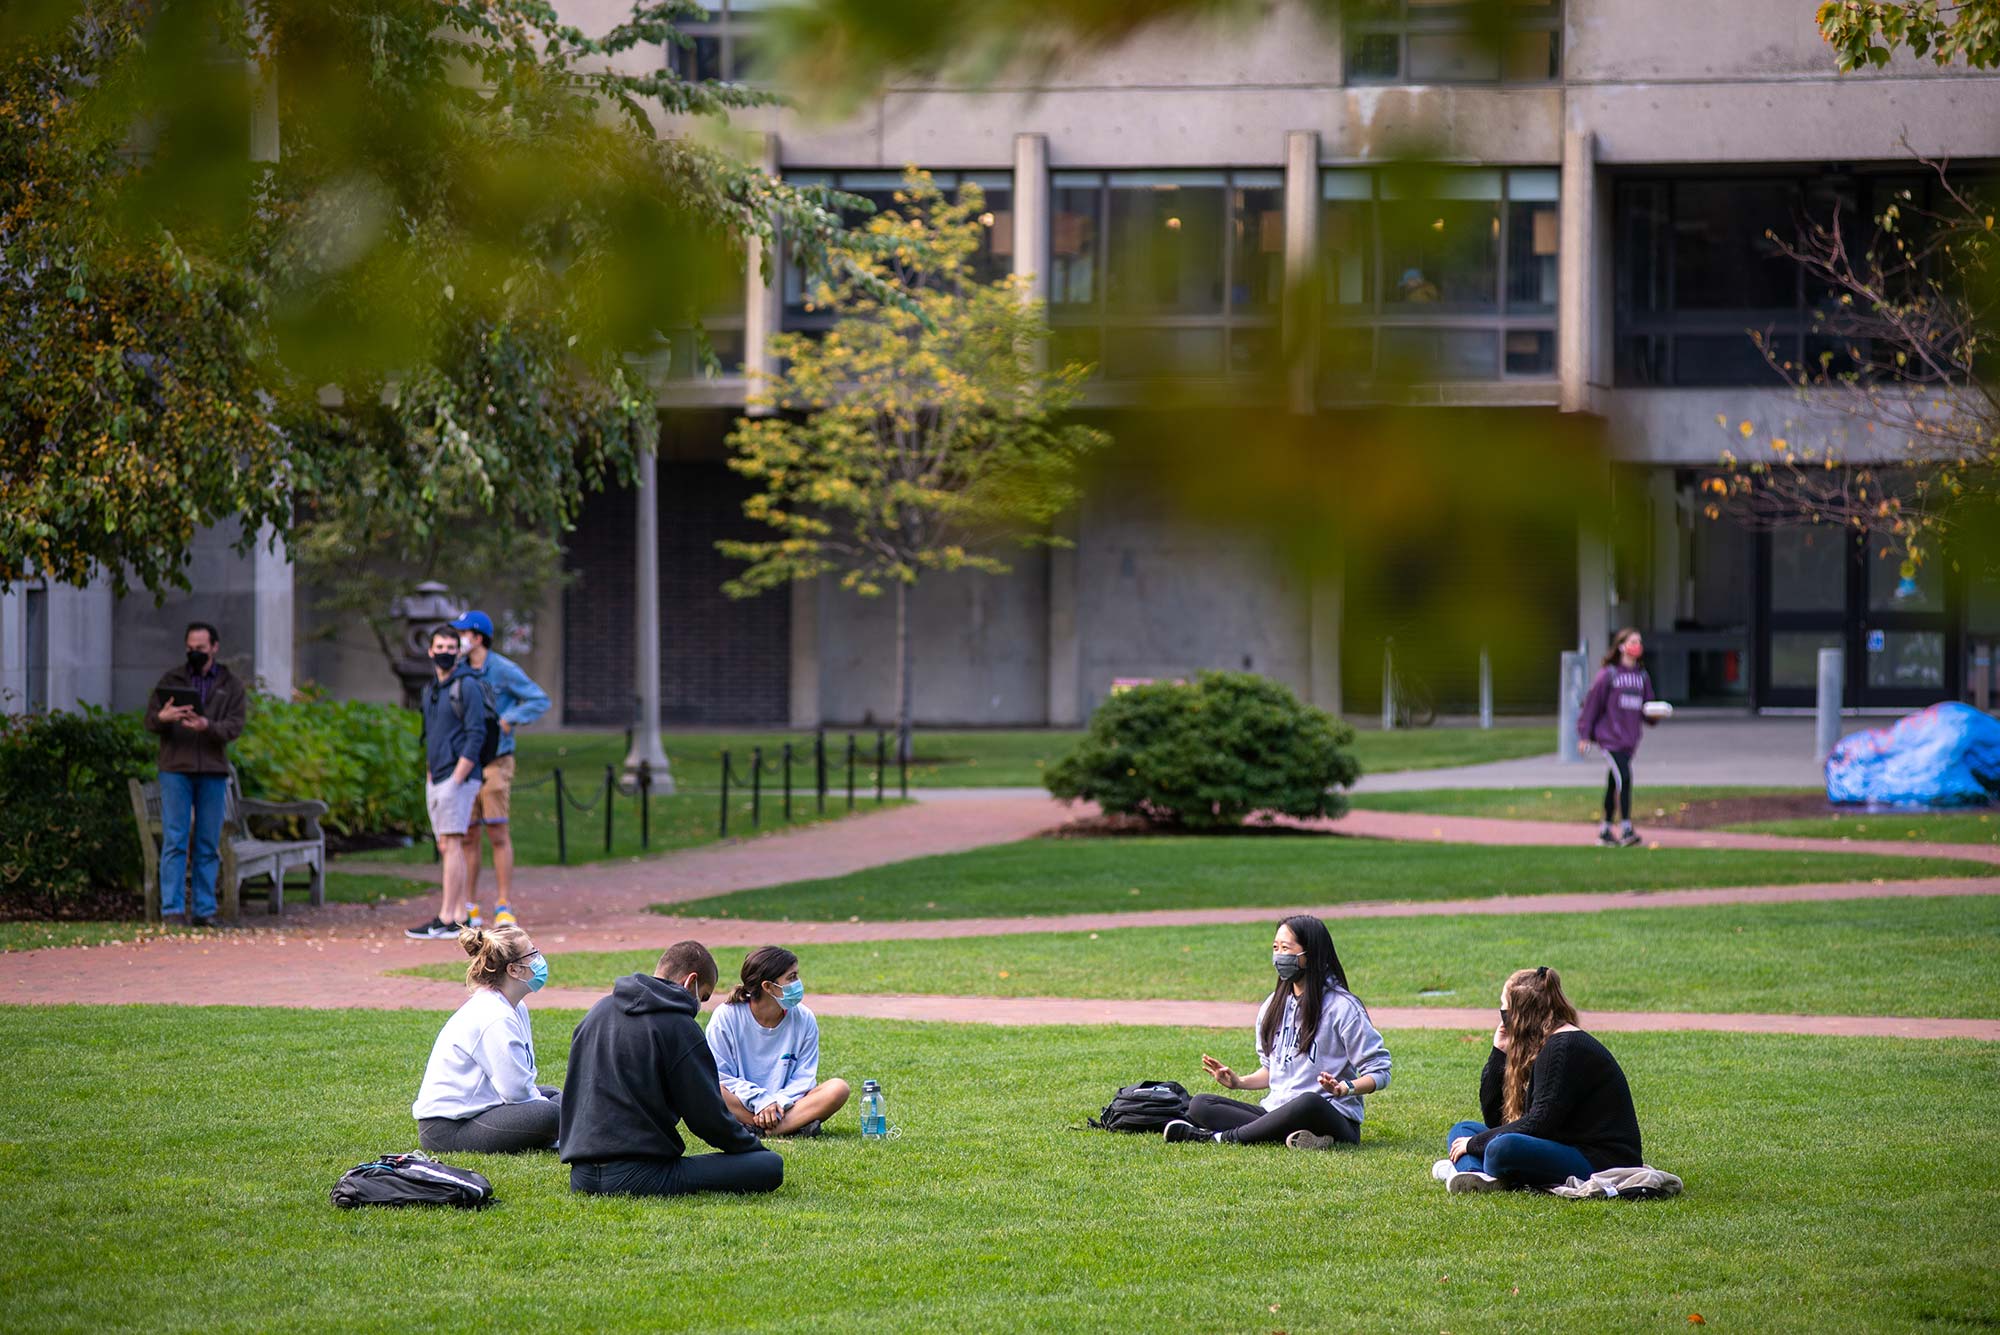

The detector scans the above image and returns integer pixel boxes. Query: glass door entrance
[1756,526,1958,708]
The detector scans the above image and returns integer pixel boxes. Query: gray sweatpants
[419,1086,562,1154]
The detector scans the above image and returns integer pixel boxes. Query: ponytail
[728,945,799,1005]
[460,924,533,991]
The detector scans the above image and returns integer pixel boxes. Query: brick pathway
[5,793,1995,1040]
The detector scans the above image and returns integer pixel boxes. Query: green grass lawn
[1727,810,2000,845]
[341,791,908,868]
[1348,785,1815,822]
[492,895,2000,1020]
[653,836,1984,922]
[0,872,434,952]
[4,1007,1994,1331]
[499,724,1554,796]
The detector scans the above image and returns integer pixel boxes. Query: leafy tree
[721,170,1108,761]
[1708,157,1997,580]
[1,0,888,596]
[1817,0,2000,71]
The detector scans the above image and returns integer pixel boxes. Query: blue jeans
[159,772,227,918]
[1446,1119,1595,1186]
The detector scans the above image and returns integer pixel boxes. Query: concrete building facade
[8,0,1999,725]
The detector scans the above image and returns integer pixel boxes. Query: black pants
[1602,748,1634,823]
[1185,1092,1361,1146]
[569,1149,784,1197]
[418,1087,562,1154]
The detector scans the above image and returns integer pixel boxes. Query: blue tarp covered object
[1825,702,2000,807]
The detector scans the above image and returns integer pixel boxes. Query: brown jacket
[143,663,248,775]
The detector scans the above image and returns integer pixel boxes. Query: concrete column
[0,587,23,713]
[46,576,114,713]
[1815,647,1845,759]
[1046,510,1083,726]
[1282,130,1320,416]
[252,522,294,697]
[1015,131,1079,724]
[622,451,674,790]
[1013,133,1050,305]
[1647,470,1682,628]
[1307,554,1342,717]
[1557,129,1596,414]
[744,133,782,416]
[1577,522,1610,665]
[789,577,822,728]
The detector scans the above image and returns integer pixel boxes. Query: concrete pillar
[1577,522,1610,665]
[1557,129,1596,414]
[1647,470,1682,629]
[0,586,23,713]
[252,522,294,697]
[789,577,822,728]
[1013,133,1050,305]
[1046,510,1083,726]
[622,451,674,790]
[46,576,114,713]
[1307,555,1342,717]
[1815,647,1845,759]
[1558,650,1587,763]
[744,133,782,416]
[1282,131,1320,416]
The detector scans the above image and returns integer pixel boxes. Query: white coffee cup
[1642,700,1673,720]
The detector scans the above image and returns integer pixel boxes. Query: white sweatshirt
[1254,983,1392,1123]
[412,988,546,1120]
[704,1000,821,1114]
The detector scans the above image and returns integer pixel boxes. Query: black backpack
[331,1152,494,1209]
[423,676,501,768]
[1089,1080,1192,1133]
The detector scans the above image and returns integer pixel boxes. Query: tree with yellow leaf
[722,170,1108,761]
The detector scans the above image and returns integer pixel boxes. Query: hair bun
[459,926,486,955]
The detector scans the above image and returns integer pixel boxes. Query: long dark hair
[1601,627,1643,668]
[1501,965,1581,1121]
[727,945,799,1006]
[1257,914,1354,1058]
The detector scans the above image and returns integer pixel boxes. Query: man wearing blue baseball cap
[450,610,550,927]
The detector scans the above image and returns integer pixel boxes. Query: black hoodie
[559,974,763,1164]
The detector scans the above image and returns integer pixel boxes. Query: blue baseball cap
[449,610,495,641]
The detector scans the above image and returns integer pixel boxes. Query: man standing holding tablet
[143,622,248,927]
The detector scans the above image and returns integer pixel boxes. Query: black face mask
[430,650,459,672]
[186,649,210,673]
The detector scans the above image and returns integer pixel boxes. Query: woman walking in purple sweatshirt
[1577,627,1658,847]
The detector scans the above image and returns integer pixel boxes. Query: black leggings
[1185,1092,1361,1146]
[1602,749,1634,823]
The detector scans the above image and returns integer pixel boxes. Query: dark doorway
[1757,526,1958,708]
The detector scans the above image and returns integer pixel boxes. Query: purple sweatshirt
[1578,663,1655,754]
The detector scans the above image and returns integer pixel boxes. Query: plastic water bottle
[860,1079,888,1140]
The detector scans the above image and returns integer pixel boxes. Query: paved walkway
[6,789,1994,1040]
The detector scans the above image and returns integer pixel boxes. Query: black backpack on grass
[1089,1080,1192,1133]
[331,1152,493,1209]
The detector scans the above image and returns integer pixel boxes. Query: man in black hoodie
[561,940,784,1196]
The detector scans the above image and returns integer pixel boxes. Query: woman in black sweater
[1436,965,1643,1193]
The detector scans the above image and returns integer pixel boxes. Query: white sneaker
[1431,1158,1455,1183]
[1447,1169,1506,1194]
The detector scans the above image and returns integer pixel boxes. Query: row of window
[669,1,1566,87]
[666,164,1974,389]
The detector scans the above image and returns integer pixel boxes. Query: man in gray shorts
[407,625,490,940]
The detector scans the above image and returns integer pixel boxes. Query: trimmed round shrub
[1045,671,1359,830]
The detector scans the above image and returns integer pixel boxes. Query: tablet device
[157,686,201,711]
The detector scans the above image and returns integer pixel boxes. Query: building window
[781,170,1014,332]
[1049,170,1284,378]
[1344,1,1562,85]
[1320,166,1558,387]
[1611,170,1945,388]
[666,1,769,83]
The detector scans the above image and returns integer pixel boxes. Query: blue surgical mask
[527,955,548,992]
[777,979,804,1011]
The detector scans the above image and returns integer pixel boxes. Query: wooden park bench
[127,771,329,923]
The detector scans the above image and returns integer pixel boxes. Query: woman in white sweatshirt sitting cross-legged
[706,946,850,1137]
[412,924,561,1153]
